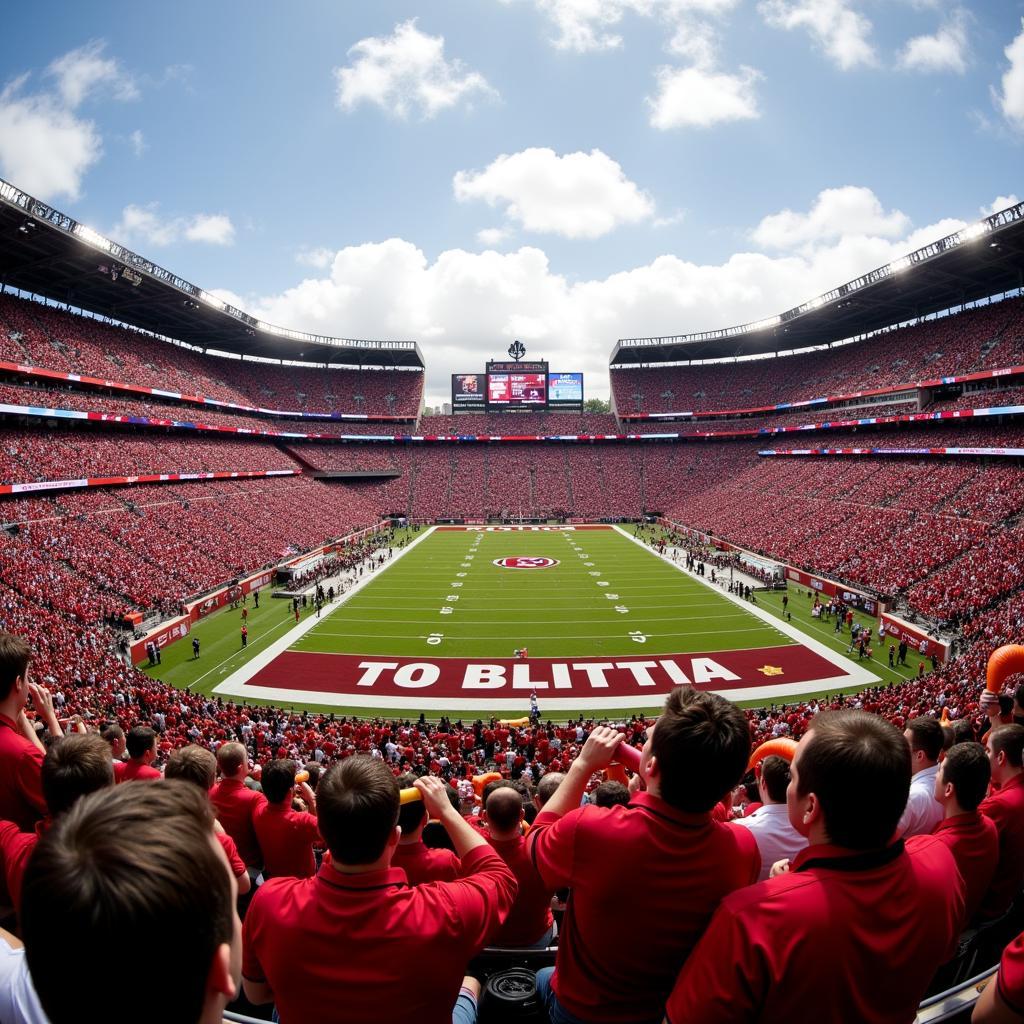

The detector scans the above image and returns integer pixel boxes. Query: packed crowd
[0,476,379,617]
[0,293,424,415]
[0,428,300,485]
[612,295,1024,414]
[1,629,1023,1024]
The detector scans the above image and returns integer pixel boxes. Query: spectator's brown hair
[651,688,751,813]
[262,758,298,804]
[216,741,247,777]
[396,772,426,833]
[535,772,564,807]
[760,755,791,804]
[22,781,234,1024]
[42,735,115,817]
[941,742,990,811]
[125,726,156,760]
[796,711,910,850]
[0,632,30,702]
[906,716,944,763]
[165,745,217,791]
[989,724,1024,768]
[592,780,630,808]
[100,723,124,747]
[486,787,524,831]
[317,756,399,865]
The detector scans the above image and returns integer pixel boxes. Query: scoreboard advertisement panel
[451,373,485,409]
[487,372,547,407]
[548,372,584,404]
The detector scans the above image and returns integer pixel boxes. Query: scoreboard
[451,358,583,413]
[486,360,548,409]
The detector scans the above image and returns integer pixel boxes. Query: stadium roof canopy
[610,201,1024,367]
[0,177,424,369]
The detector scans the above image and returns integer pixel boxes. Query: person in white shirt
[732,755,808,880]
[0,931,48,1024]
[898,716,945,837]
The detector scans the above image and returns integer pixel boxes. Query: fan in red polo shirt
[0,634,62,832]
[528,688,759,1024]
[210,741,267,871]
[242,759,516,1024]
[114,726,162,782]
[391,772,459,885]
[908,741,998,924]
[252,759,322,879]
[165,744,252,895]
[0,733,113,917]
[664,710,966,1024]
[483,787,555,948]
[978,725,1024,921]
[974,930,1024,1022]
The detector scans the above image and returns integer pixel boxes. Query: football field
[204,525,880,717]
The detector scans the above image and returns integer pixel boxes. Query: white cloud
[477,226,514,247]
[129,129,146,156]
[994,18,1024,133]
[980,195,1020,217]
[295,247,336,269]
[454,148,655,239]
[510,0,740,53]
[248,192,972,407]
[47,40,138,108]
[0,75,102,200]
[648,64,761,129]
[752,186,910,250]
[653,209,686,228]
[334,19,495,118]
[184,213,235,245]
[113,204,235,247]
[758,0,876,70]
[897,9,968,74]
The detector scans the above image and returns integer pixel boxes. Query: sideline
[212,524,878,711]
[612,525,880,692]
[212,526,436,697]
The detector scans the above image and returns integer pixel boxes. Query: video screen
[487,372,548,407]
[452,373,485,408]
[548,372,584,403]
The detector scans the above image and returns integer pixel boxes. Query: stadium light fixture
[961,222,987,242]
[74,224,113,253]
[890,256,911,273]
[199,290,226,311]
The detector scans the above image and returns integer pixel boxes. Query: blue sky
[0,0,1021,404]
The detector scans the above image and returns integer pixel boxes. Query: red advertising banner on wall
[784,567,879,616]
[130,615,191,663]
[879,613,949,662]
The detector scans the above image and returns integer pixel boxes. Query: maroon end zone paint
[245,644,839,700]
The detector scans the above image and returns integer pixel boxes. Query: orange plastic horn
[399,787,421,805]
[746,737,798,773]
[986,645,1024,694]
[294,770,310,786]
[472,772,502,796]
[499,717,530,727]
[939,708,951,726]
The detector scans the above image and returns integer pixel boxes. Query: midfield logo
[493,556,559,569]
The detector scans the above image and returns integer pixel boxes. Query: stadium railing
[218,966,996,1023]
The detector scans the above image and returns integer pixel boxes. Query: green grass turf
[138,525,922,719]
[293,527,788,660]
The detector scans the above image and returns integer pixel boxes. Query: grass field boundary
[611,525,880,692]
[211,526,436,697]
